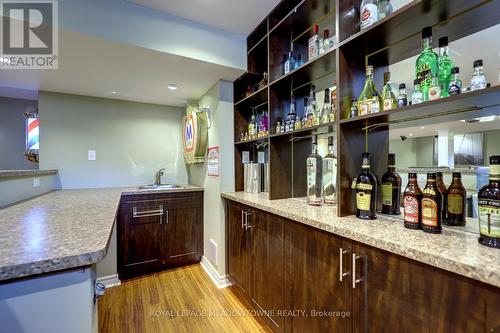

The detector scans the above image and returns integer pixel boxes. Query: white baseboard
[96,274,121,289]
[200,256,231,289]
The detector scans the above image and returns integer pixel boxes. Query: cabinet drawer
[120,200,165,225]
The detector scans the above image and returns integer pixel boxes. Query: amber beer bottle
[446,172,466,226]
[355,152,377,220]
[436,172,448,222]
[403,173,422,229]
[381,153,402,215]
[478,156,500,248]
[421,173,442,233]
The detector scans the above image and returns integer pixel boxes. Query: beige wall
[189,80,235,277]
[38,92,188,188]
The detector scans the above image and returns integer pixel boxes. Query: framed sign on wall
[182,104,208,164]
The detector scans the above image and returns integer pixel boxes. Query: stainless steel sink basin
[138,184,181,190]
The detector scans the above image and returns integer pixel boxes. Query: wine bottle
[446,172,466,226]
[381,153,401,215]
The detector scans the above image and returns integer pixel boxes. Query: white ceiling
[127,0,281,36]
[0,31,243,106]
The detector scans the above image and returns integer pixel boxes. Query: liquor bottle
[295,54,304,69]
[378,0,393,20]
[421,173,442,233]
[471,59,487,91]
[382,72,397,111]
[308,24,320,60]
[248,112,258,138]
[416,27,438,101]
[446,172,466,226]
[321,30,332,54]
[330,81,337,122]
[357,65,381,116]
[284,50,296,75]
[258,72,268,90]
[360,0,378,30]
[309,85,319,125]
[306,136,324,206]
[381,153,401,215]
[436,172,448,223]
[370,91,381,114]
[355,152,377,219]
[321,89,331,124]
[428,74,441,101]
[302,98,308,128]
[397,83,407,107]
[280,54,287,76]
[286,95,297,132]
[478,155,500,249]
[323,136,336,205]
[448,67,462,96]
[437,37,454,98]
[350,98,358,118]
[404,173,423,229]
[275,120,281,134]
[411,79,423,105]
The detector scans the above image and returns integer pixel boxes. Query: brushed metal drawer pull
[244,211,251,230]
[132,205,164,218]
[241,210,245,229]
[339,248,348,282]
[352,253,362,289]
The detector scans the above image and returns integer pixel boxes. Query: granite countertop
[0,185,204,282]
[221,192,500,288]
[0,169,58,178]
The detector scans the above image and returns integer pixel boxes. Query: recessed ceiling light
[167,84,178,90]
[420,126,425,129]
[409,133,414,136]
[111,91,118,95]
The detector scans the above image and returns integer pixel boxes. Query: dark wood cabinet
[227,200,251,294]
[117,200,164,278]
[164,198,203,265]
[250,209,285,333]
[285,222,352,333]
[118,191,203,280]
[351,241,487,333]
[225,198,500,333]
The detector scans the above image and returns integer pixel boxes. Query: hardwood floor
[98,264,272,333]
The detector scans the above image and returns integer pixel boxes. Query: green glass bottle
[438,37,454,98]
[381,71,397,111]
[357,65,382,116]
[415,27,438,101]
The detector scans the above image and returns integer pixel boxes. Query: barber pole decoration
[24,110,39,163]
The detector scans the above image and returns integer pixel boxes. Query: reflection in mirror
[389,119,500,235]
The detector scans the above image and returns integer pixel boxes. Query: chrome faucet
[155,168,165,186]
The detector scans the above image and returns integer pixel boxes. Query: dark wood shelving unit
[233,0,500,215]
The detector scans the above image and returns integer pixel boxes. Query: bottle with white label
[411,79,423,105]
[308,24,320,61]
[306,136,324,206]
[471,59,487,91]
[360,0,378,29]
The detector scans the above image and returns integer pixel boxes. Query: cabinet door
[486,287,500,332]
[352,242,485,333]
[227,201,251,295]
[251,209,285,333]
[164,196,203,265]
[285,221,352,333]
[117,200,164,279]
